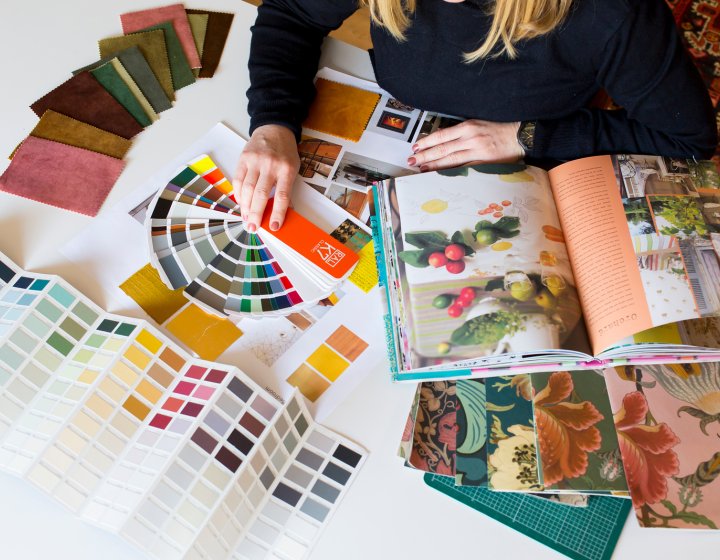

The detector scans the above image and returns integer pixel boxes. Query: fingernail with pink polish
[420,165,428,172]
[247,223,256,232]
[407,157,416,166]
[270,221,279,231]
[412,144,419,153]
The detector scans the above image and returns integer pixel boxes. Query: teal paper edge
[396,368,473,381]
[370,184,400,380]
[424,473,632,560]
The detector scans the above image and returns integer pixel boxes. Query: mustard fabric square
[303,78,380,142]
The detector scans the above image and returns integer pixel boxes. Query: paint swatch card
[0,251,366,558]
[147,155,359,318]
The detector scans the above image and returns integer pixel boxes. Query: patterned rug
[667,0,720,162]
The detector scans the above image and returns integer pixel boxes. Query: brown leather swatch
[29,110,132,159]
[30,72,143,139]
[186,9,234,78]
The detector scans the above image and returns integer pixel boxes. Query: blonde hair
[362,0,573,60]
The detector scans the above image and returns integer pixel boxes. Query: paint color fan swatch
[147,155,360,318]
[0,251,366,560]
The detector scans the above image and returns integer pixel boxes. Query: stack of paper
[0,3,234,216]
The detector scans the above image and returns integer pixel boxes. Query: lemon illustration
[421,199,448,213]
[544,274,566,296]
[534,288,558,310]
[491,241,512,251]
[510,280,535,302]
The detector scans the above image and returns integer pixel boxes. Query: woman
[235,0,717,232]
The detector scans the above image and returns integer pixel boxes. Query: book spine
[370,186,400,379]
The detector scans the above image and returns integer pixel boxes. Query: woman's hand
[408,119,524,171]
[233,124,300,232]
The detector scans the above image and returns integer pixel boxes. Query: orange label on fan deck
[260,202,359,279]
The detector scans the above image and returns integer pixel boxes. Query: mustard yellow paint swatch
[348,242,378,293]
[123,395,150,421]
[166,304,242,361]
[120,264,188,324]
[303,79,380,142]
[306,344,349,382]
[287,364,331,402]
[136,329,162,354]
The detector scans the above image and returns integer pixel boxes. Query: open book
[372,155,720,381]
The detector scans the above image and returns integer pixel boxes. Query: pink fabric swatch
[0,136,125,216]
[121,4,201,69]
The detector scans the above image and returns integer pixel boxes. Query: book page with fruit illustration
[389,164,588,370]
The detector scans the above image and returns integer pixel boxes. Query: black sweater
[247,0,717,159]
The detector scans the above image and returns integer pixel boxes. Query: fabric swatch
[0,136,125,216]
[90,60,152,127]
[121,3,201,68]
[409,380,458,475]
[605,363,720,529]
[133,22,195,90]
[187,13,208,78]
[109,59,159,123]
[75,46,172,113]
[303,79,380,142]
[532,370,628,493]
[99,30,174,101]
[30,72,143,139]
[29,110,131,159]
[186,9,234,78]
[120,263,188,323]
[165,303,242,361]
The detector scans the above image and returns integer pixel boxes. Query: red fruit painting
[446,260,466,274]
[444,244,465,261]
[447,304,463,317]
[428,252,448,268]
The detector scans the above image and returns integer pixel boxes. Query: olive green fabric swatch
[99,30,174,101]
[29,110,132,159]
[185,10,234,78]
[109,59,159,123]
[75,46,171,113]
[134,21,195,90]
[90,60,152,127]
[188,14,208,79]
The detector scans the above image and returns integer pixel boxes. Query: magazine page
[384,164,590,372]
[548,155,720,356]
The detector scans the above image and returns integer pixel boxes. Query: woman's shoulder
[565,0,669,34]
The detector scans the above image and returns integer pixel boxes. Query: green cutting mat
[425,474,632,560]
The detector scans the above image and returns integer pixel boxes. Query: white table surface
[1,1,718,558]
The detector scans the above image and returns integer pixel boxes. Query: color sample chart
[286,326,369,401]
[0,251,366,560]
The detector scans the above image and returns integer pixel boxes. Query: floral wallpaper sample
[606,363,720,529]
[455,379,487,486]
[485,374,542,491]
[532,370,628,492]
[409,381,458,475]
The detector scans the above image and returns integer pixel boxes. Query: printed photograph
[689,159,720,192]
[332,152,408,191]
[417,113,464,141]
[297,135,343,187]
[377,111,410,133]
[678,237,720,316]
[386,98,415,113]
[649,195,708,238]
[325,183,371,221]
[698,195,720,233]
[616,154,698,197]
[367,94,423,142]
[622,197,656,235]
[632,237,699,324]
